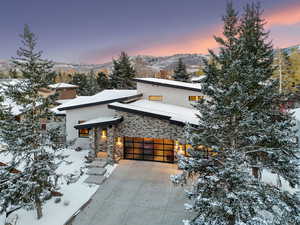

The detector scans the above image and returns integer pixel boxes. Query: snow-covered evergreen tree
[97,71,111,90]
[71,72,90,95]
[172,3,300,225]
[110,52,136,89]
[0,25,63,219]
[172,58,190,82]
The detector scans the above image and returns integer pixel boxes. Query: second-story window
[149,95,163,101]
[189,96,204,101]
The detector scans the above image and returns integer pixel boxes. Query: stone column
[107,126,116,164]
[94,127,100,156]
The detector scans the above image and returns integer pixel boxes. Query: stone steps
[87,167,107,176]
[87,160,107,168]
[84,175,106,185]
[84,158,108,185]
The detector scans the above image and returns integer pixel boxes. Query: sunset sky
[1,0,300,64]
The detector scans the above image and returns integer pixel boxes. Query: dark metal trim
[133,78,201,92]
[108,104,188,126]
[58,93,143,111]
[74,117,123,129]
[169,119,186,126]
[108,104,171,120]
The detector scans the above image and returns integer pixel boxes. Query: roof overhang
[74,116,123,129]
[134,78,201,92]
[59,93,143,111]
[108,104,187,126]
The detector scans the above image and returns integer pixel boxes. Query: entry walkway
[72,160,193,225]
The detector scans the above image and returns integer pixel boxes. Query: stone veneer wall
[105,111,188,162]
[90,127,108,157]
[115,111,186,143]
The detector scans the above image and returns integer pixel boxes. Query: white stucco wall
[137,82,203,108]
[65,104,115,148]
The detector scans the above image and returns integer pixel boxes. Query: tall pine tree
[172,3,300,225]
[172,58,190,82]
[97,71,111,90]
[110,52,136,89]
[70,73,90,95]
[0,25,63,219]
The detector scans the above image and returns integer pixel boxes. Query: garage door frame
[123,137,175,163]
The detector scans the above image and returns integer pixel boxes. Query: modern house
[58,78,203,163]
[58,90,141,148]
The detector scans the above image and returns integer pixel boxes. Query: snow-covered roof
[191,75,206,82]
[74,116,123,129]
[50,105,66,116]
[134,78,202,92]
[49,83,78,89]
[56,99,73,105]
[109,99,199,125]
[58,90,141,111]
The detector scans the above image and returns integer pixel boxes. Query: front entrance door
[124,137,174,163]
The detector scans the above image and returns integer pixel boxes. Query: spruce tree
[0,25,63,219]
[172,58,190,82]
[86,70,101,95]
[97,71,111,90]
[172,3,300,225]
[71,73,89,95]
[71,71,107,96]
[110,52,136,89]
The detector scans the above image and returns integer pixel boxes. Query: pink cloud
[83,2,300,64]
[266,3,300,27]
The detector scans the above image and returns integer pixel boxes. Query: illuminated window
[189,96,204,101]
[149,95,163,101]
[78,120,89,138]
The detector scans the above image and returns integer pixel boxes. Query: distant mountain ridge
[1,44,299,75]
[0,53,207,75]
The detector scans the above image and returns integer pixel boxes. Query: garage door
[124,137,175,163]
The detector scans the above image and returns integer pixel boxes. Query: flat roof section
[58,90,141,111]
[109,99,199,126]
[74,116,123,129]
[134,78,202,92]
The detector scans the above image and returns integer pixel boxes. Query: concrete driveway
[72,160,192,225]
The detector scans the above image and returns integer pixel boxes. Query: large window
[78,120,89,138]
[149,95,163,101]
[189,96,204,101]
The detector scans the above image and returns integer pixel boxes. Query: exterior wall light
[175,140,179,150]
[116,137,122,146]
[178,145,185,155]
[101,129,107,138]
[185,144,192,150]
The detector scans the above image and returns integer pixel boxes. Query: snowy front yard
[0,149,100,225]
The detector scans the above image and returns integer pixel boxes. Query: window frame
[188,96,204,101]
[78,120,90,138]
[148,95,163,101]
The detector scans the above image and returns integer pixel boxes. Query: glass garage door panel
[124,137,174,163]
